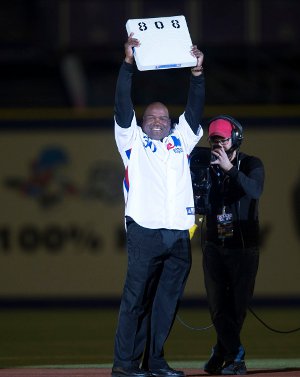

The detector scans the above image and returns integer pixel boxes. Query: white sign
[126,15,197,71]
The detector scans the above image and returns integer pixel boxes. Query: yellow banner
[0,126,299,298]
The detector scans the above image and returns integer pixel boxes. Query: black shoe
[112,366,152,377]
[221,361,247,375]
[204,347,224,375]
[150,367,185,377]
[221,345,246,375]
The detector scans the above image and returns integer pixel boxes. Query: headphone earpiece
[208,114,243,149]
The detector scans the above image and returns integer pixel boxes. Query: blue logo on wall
[4,146,123,208]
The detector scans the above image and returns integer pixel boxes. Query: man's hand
[190,45,204,76]
[124,32,141,64]
[211,146,234,172]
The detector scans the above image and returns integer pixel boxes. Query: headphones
[208,114,243,150]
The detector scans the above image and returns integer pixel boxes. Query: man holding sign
[112,32,204,377]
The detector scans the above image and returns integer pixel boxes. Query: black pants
[203,241,259,361]
[113,220,191,369]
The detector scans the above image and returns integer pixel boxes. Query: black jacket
[206,152,265,248]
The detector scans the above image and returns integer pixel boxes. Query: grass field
[0,307,299,369]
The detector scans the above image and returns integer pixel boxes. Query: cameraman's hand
[211,146,233,172]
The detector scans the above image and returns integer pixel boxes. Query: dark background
[0,0,299,109]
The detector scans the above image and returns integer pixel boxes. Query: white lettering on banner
[0,225,126,254]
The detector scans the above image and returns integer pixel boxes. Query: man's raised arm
[114,33,140,128]
[184,46,205,134]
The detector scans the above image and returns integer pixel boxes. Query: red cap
[208,119,232,138]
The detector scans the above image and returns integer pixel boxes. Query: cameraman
[202,116,264,375]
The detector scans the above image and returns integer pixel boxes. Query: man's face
[209,135,233,152]
[142,103,171,140]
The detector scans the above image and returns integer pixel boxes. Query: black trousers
[203,241,259,361]
[113,220,191,369]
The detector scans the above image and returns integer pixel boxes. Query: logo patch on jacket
[143,135,157,152]
[186,207,195,215]
[167,136,183,153]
